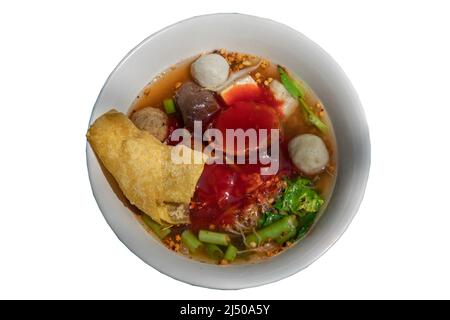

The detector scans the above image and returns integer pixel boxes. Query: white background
[1,0,449,299]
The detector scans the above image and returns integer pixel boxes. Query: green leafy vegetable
[258,211,285,228]
[274,178,324,216]
[272,177,324,242]
[251,177,324,246]
[278,66,327,133]
[296,212,317,240]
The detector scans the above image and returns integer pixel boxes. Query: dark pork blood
[189,84,296,230]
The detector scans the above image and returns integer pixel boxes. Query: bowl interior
[87,13,370,289]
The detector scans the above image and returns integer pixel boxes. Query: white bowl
[86,13,370,289]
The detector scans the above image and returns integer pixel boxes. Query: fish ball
[191,54,229,88]
[288,134,329,175]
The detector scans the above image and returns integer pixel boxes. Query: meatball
[130,107,169,141]
[288,134,329,175]
[175,81,219,130]
[191,54,229,88]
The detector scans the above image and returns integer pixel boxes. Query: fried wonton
[162,144,206,204]
[86,109,205,224]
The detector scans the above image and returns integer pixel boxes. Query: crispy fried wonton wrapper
[86,109,205,224]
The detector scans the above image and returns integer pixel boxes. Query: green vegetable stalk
[278,66,327,133]
[142,215,171,239]
[198,230,230,246]
[224,244,238,262]
[181,230,203,253]
[279,66,306,99]
[299,99,327,133]
[276,228,297,244]
[205,243,224,260]
[245,215,298,247]
[163,98,176,114]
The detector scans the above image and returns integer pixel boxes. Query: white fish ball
[191,54,230,88]
[288,134,329,175]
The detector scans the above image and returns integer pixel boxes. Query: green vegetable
[274,178,324,216]
[278,66,306,99]
[198,230,230,246]
[296,212,317,240]
[181,230,203,253]
[245,215,298,247]
[270,177,323,243]
[142,215,171,239]
[299,99,327,133]
[224,245,238,262]
[276,227,297,244]
[163,98,176,114]
[205,243,224,260]
[278,66,327,132]
[258,211,285,228]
